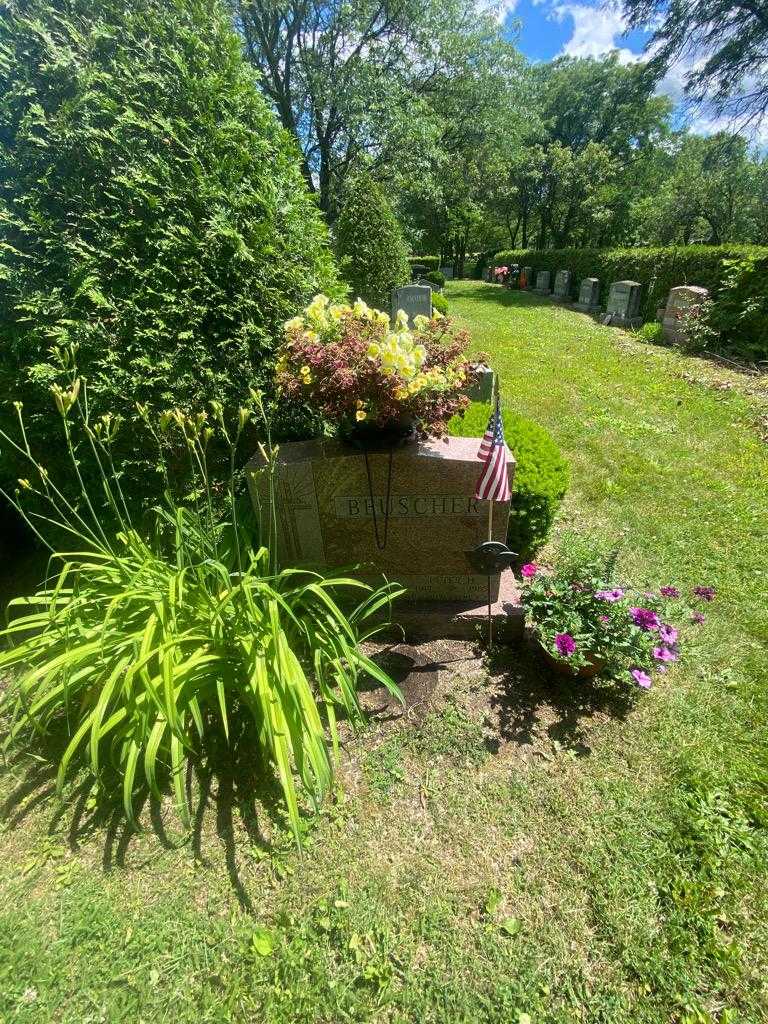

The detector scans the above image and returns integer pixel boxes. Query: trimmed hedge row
[409,256,441,273]
[492,246,768,324]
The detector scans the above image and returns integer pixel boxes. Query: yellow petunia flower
[356,409,367,421]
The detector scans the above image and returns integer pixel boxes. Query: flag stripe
[474,404,510,502]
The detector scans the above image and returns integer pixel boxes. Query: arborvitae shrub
[0,0,338,506]
[335,174,410,309]
[449,402,569,558]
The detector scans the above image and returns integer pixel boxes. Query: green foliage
[335,174,410,309]
[409,256,441,274]
[496,244,768,359]
[636,321,664,344]
[431,291,449,316]
[0,392,401,841]
[710,254,768,363]
[425,271,446,288]
[449,401,568,557]
[0,0,338,507]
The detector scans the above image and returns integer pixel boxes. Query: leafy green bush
[0,388,401,841]
[494,245,768,360]
[449,402,569,557]
[425,270,446,288]
[409,256,441,274]
[0,0,337,507]
[636,322,664,344]
[335,174,410,308]
[710,254,768,363]
[432,291,449,316]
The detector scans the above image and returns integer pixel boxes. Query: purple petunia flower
[693,586,716,602]
[599,615,610,624]
[660,586,680,598]
[658,624,678,644]
[691,611,706,624]
[520,563,538,578]
[554,633,576,657]
[595,588,625,602]
[631,668,652,689]
[630,607,660,631]
[653,645,679,663]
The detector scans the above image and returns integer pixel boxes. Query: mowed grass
[1,281,768,1023]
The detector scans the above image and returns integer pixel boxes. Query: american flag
[475,403,510,501]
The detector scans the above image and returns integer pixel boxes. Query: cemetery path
[0,282,767,1024]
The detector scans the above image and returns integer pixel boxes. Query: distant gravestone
[416,277,439,292]
[660,285,710,345]
[604,280,642,327]
[521,266,533,289]
[553,269,572,301]
[391,284,432,325]
[440,265,454,280]
[466,363,495,403]
[534,270,551,295]
[247,437,515,603]
[573,277,601,313]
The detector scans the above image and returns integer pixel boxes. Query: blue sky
[493,0,758,138]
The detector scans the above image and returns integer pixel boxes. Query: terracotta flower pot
[535,638,606,679]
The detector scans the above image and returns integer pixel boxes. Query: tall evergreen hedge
[0,0,338,503]
[335,174,410,310]
[493,245,768,360]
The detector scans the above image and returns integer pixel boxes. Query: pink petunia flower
[520,563,538,578]
[631,668,652,689]
[630,607,660,631]
[693,586,716,602]
[554,633,576,657]
[660,586,680,598]
[595,588,624,602]
[658,624,678,644]
[653,645,679,663]
[691,611,706,624]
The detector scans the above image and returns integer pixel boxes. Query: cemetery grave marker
[659,285,710,345]
[391,283,432,325]
[604,280,642,327]
[573,277,601,314]
[534,270,551,295]
[553,269,572,301]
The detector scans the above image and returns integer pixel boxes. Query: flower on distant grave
[520,563,538,578]
[631,668,652,689]
[630,607,660,631]
[693,585,716,602]
[658,624,678,645]
[660,586,680,598]
[691,611,706,624]
[653,645,678,663]
[554,633,576,657]
[596,588,624,602]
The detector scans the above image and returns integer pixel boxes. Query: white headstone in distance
[605,280,642,326]
[573,277,601,313]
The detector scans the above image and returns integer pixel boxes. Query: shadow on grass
[0,719,291,913]
[483,635,637,757]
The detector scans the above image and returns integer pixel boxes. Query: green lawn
[1,282,767,1023]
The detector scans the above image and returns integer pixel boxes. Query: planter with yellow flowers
[276,295,471,448]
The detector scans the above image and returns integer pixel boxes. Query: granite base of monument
[390,569,524,641]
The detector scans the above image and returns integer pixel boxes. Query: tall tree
[234,0,524,218]
[618,0,768,125]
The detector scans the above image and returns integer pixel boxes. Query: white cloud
[550,1,637,63]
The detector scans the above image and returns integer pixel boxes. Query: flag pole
[486,379,499,649]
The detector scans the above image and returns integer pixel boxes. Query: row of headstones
[521,268,710,337]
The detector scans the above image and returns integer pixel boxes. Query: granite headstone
[534,270,551,295]
[391,284,432,325]
[247,437,515,603]
[660,285,710,345]
[553,269,572,300]
[573,277,601,313]
[605,280,642,327]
